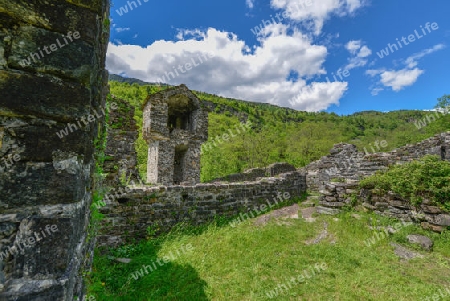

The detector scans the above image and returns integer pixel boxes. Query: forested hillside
[108,78,449,182]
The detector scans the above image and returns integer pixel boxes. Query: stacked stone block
[210,162,297,183]
[103,96,141,187]
[304,132,450,191]
[318,183,450,233]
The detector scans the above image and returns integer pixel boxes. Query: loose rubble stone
[407,234,434,251]
[115,258,132,264]
[316,206,341,215]
[305,222,329,245]
[390,243,424,260]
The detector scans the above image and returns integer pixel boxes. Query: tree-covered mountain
[108,76,450,182]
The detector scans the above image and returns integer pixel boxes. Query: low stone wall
[96,170,306,247]
[210,162,297,183]
[304,132,450,191]
[317,181,450,233]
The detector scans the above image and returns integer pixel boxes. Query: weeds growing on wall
[88,95,117,243]
[360,155,450,210]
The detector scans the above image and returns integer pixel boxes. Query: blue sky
[107,0,450,115]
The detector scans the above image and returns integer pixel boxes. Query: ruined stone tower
[143,85,208,185]
[0,1,109,299]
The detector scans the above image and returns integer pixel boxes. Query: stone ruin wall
[317,182,450,233]
[3,0,447,299]
[103,96,141,187]
[97,100,307,247]
[308,132,450,232]
[0,1,109,300]
[143,85,208,186]
[99,101,450,247]
[209,162,297,183]
[97,170,307,247]
[304,132,450,191]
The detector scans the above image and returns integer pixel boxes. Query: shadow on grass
[88,239,209,301]
[88,194,308,300]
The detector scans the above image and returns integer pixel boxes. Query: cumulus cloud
[288,81,348,111]
[106,25,348,111]
[246,0,254,9]
[366,44,444,94]
[344,40,372,70]
[270,0,367,35]
[367,68,424,92]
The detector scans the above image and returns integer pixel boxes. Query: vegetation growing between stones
[109,79,450,183]
[360,155,450,210]
[89,95,116,239]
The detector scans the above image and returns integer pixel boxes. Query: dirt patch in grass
[253,203,299,226]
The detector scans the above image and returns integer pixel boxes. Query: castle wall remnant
[97,170,306,247]
[0,1,109,300]
[317,181,450,233]
[143,85,208,185]
[103,96,141,187]
[304,132,450,191]
[97,100,450,247]
[210,162,297,183]
[309,132,450,232]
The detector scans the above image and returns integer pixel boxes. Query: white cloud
[405,44,445,68]
[366,68,424,92]
[115,27,130,33]
[344,40,372,70]
[380,68,424,91]
[346,40,361,54]
[365,69,383,77]
[288,81,348,111]
[106,25,348,111]
[246,0,254,9]
[358,46,371,58]
[270,0,367,35]
[366,44,444,94]
[113,39,123,45]
[370,87,384,96]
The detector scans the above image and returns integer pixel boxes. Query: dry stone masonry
[304,132,450,191]
[310,132,450,231]
[143,85,208,186]
[0,1,109,300]
[318,182,450,233]
[103,96,140,187]
[97,170,307,247]
[210,162,297,183]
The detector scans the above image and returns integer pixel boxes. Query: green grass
[88,209,450,301]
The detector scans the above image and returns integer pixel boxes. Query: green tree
[435,94,450,110]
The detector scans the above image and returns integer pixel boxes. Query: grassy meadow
[87,203,450,301]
